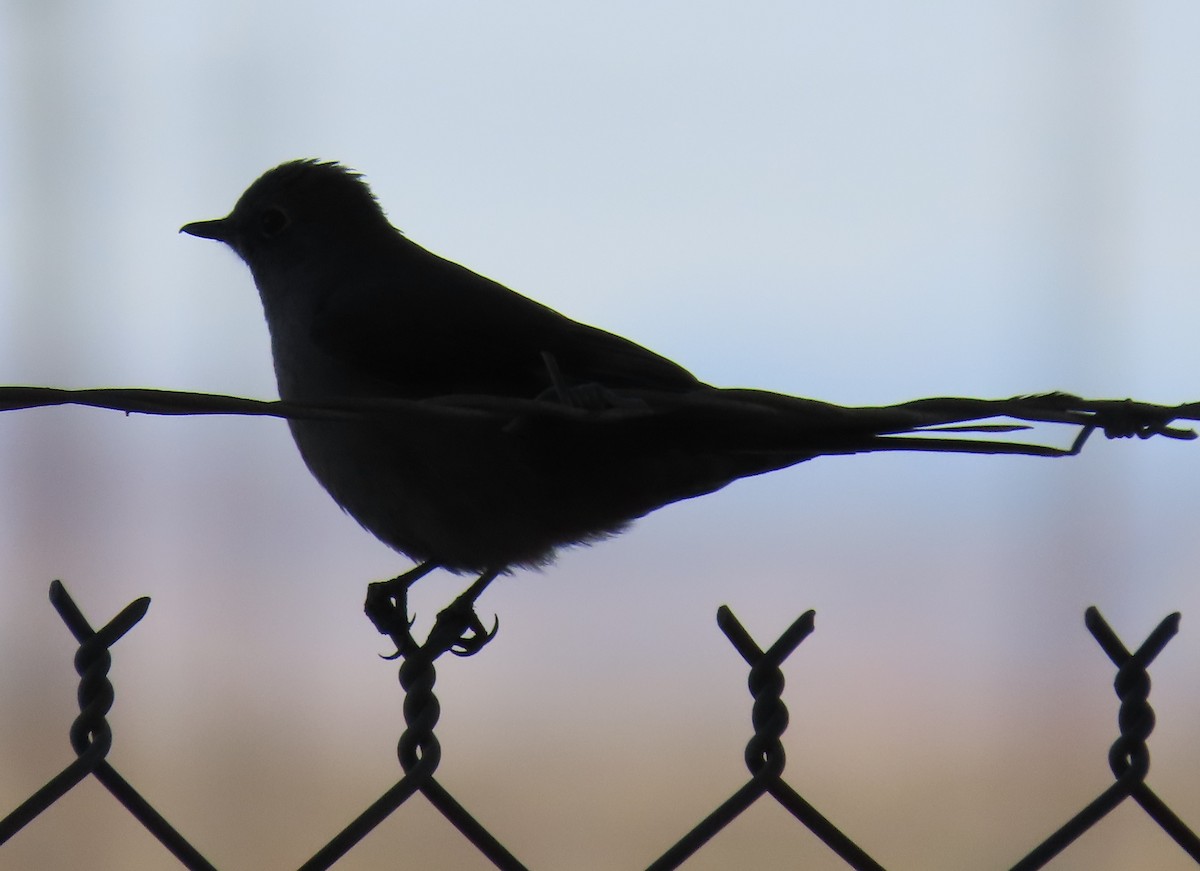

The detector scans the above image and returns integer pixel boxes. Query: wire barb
[1010,607,1200,870]
[46,581,150,764]
[717,606,815,779]
[648,607,884,871]
[0,583,217,870]
[1084,607,1179,787]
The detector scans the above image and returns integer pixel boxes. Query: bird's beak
[180,217,234,242]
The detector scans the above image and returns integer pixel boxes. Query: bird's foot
[426,596,500,658]
[365,565,502,661]
[365,562,437,659]
[423,568,503,658]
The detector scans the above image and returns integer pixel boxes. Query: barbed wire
[3,386,1199,460]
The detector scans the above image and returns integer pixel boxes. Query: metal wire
[1,581,1196,870]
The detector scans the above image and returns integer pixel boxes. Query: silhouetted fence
[1,580,1197,869]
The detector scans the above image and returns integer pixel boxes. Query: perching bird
[181,159,1194,655]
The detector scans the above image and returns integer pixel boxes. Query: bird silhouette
[182,160,1196,657]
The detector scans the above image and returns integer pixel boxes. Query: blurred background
[2,2,1200,868]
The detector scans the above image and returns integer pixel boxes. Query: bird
[181,159,1195,656]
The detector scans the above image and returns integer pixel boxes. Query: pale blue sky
[2,3,1200,868]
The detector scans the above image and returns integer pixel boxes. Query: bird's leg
[424,568,503,658]
[365,561,438,658]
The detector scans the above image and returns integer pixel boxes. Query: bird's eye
[259,207,289,238]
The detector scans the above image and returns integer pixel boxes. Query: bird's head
[181,159,393,280]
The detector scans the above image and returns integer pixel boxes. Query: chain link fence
[2,580,1197,870]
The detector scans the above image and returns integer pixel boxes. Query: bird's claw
[450,614,499,657]
[428,599,500,658]
[365,577,422,659]
[363,564,501,661]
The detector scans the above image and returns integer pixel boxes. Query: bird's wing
[310,250,699,399]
